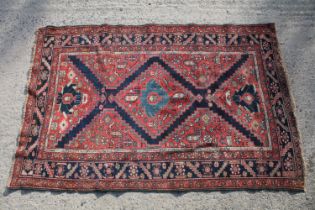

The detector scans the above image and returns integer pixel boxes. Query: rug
[8,24,304,191]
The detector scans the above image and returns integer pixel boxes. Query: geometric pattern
[56,54,263,147]
[8,24,304,191]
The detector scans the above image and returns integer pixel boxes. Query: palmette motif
[9,24,304,191]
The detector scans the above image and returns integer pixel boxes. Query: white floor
[0,0,314,209]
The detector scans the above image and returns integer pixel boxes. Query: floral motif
[279,130,290,144]
[230,164,241,175]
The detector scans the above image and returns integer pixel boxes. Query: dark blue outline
[109,56,204,96]
[210,102,262,146]
[68,56,104,92]
[209,54,249,93]
[57,103,102,148]
[113,100,208,144]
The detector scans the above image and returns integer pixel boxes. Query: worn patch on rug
[8,24,304,191]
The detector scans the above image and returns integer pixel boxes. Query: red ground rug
[9,24,304,191]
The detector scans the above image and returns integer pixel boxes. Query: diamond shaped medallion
[115,61,194,138]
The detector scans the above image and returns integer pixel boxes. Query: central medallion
[115,61,194,138]
[141,80,169,117]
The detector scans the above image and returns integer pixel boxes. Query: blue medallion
[140,80,169,117]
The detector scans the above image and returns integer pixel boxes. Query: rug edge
[7,28,43,190]
[272,23,305,189]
